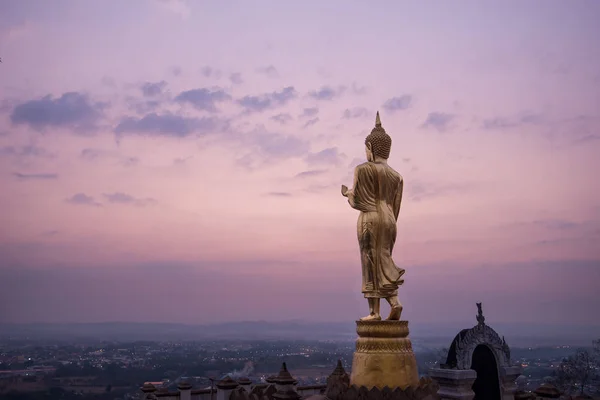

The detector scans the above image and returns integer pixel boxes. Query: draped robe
[347,161,405,298]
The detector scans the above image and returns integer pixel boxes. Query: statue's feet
[360,313,382,321]
[387,305,403,320]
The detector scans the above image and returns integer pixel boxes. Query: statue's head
[365,111,392,161]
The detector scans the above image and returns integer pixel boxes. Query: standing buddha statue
[341,112,405,321]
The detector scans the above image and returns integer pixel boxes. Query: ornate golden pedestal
[350,320,420,390]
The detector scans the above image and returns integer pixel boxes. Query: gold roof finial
[375,111,382,127]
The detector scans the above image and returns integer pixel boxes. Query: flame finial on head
[375,111,382,127]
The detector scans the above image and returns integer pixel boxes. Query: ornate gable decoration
[450,303,512,370]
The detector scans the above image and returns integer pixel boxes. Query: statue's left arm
[342,164,369,210]
[341,166,359,208]
[393,177,404,221]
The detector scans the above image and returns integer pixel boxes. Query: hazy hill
[0,321,598,347]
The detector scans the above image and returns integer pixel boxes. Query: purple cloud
[114,113,225,138]
[101,76,116,88]
[295,169,328,178]
[382,95,413,112]
[299,107,319,118]
[174,88,231,112]
[482,113,544,130]
[170,66,182,76]
[80,148,139,167]
[308,85,346,101]
[0,145,53,158]
[140,81,167,97]
[10,92,104,132]
[408,179,476,201]
[253,132,309,158]
[128,98,162,115]
[351,82,367,95]
[422,112,455,132]
[342,107,369,119]
[201,66,221,79]
[66,193,101,207]
[256,65,278,78]
[264,192,292,197]
[573,134,600,145]
[531,219,579,230]
[229,73,243,85]
[270,113,293,124]
[13,172,58,180]
[237,87,297,112]
[305,147,344,166]
[103,192,156,207]
[303,117,319,128]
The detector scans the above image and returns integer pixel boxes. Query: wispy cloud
[382,95,413,112]
[170,66,182,77]
[256,65,278,78]
[408,179,477,201]
[482,113,544,130]
[66,193,102,207]
[140,81,167,97]
[305,147,345,166]
[295,169,328,179]
[80,148,139,167]
[270,113,293,124]
[229,73,243,85]
[10,92,105,133]
[174,88,231,112]
[308,85,346,101]
[421,112,455,132]
[342,107,369,119]
[103,192,157,207]
[299,107,319,118]
[114,113,227,138]
[200,66,221,79]
[302,117,319,129]
[0,145,53,158]
[351,82,367,95]
[237,87,297,112]
[572,134,600,145]
[530,219,579,231]
[264,192,292,197]
[13,172,58,181]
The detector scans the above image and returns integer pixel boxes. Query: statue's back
[373,163,402,206]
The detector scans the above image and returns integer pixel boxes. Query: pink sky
[0,0,599,327]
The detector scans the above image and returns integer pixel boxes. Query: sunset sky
[0,0,599,328]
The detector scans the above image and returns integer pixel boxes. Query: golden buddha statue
[341,112,405,321]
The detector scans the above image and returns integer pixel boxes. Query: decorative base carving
[350,320,420,390]
[428,368,476,400]
[337,379,439,400]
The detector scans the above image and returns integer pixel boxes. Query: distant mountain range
[0,321,598,347]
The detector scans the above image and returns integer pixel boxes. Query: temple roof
[141,382,157,393]
[331,359,346,376]
[216,375,239,389]
[273,362,297,385]
[533,383,561,398]
[442,302,511,369]
[177,380,192,390]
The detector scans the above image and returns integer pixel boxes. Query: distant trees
[554,339,599,396]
